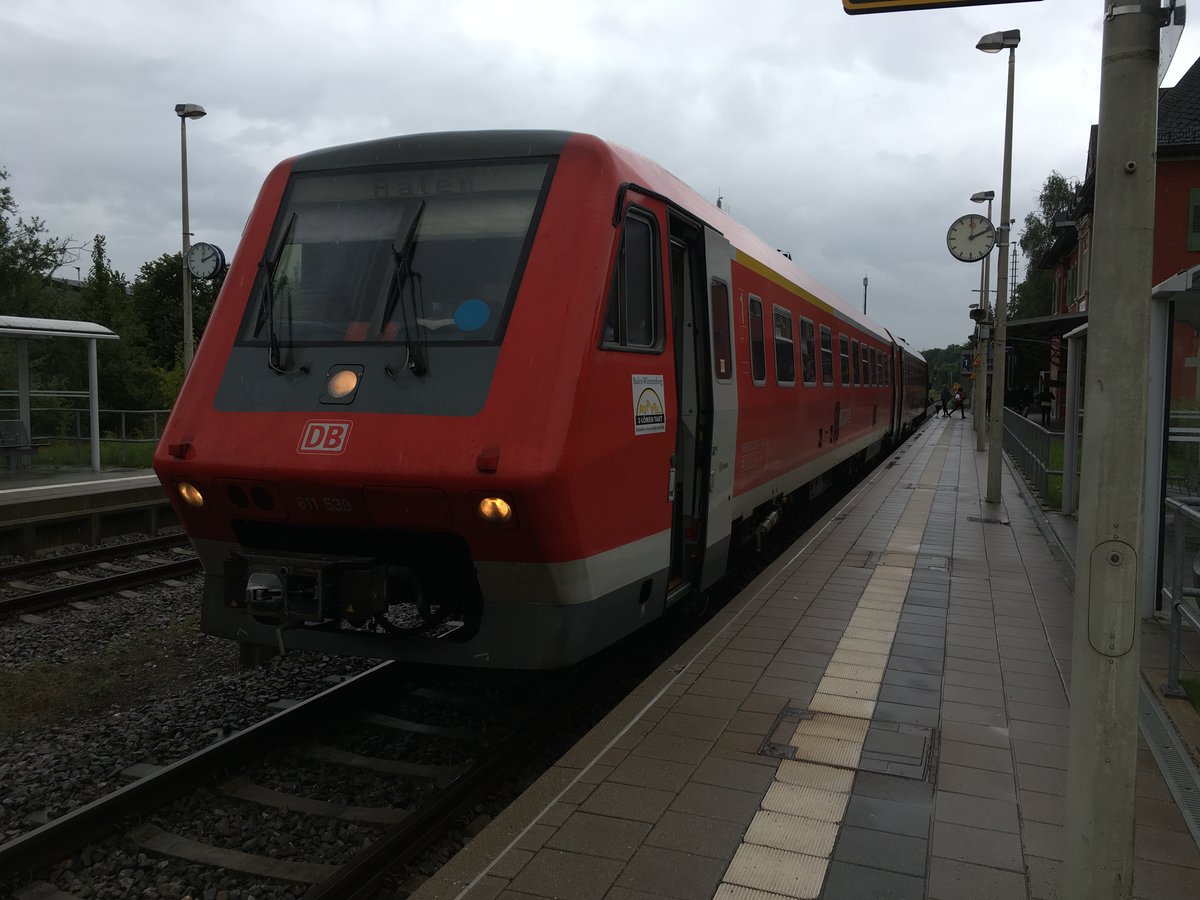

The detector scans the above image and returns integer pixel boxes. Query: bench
[0,420,46,471]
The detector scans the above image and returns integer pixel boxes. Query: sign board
[961,352,974,376]
[844,0,1041,14]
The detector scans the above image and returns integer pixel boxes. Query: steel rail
[0,661,399,882]
[305,663,615,900]
[0,558,200,618]
[0,534,189,580]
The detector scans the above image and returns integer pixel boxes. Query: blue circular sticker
[454,299,490,332]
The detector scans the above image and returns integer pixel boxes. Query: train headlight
[321,365,364,404]
[477,496,513,524]
[178,482,205,508]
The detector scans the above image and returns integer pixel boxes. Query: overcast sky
[1,0,1194,352]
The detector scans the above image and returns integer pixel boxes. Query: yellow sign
[844,0,1041,14]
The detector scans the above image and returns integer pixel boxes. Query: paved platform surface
[414,416,1200,900]
[0,467,157,502]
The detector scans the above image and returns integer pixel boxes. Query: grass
[32,438,156,469]
[0,616,200,733]
[1184,678,1200,718]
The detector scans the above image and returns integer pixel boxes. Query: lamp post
[971,190,995,452]
[175,102,206,373]
[976,29,1019,504]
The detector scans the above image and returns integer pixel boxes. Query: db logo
[297,420,352,454]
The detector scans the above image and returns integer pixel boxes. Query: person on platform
[1037,387,1055,428]
[954,386,965,418]
[939,385,951,418]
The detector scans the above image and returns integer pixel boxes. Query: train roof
[288,130,895,344]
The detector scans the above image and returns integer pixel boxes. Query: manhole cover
[759,707,936,781]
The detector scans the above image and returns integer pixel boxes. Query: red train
[153,131,927,669]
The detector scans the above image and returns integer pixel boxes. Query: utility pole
[972,191,994,453]
[979,29,1020,504]
[1062,4,1159,899]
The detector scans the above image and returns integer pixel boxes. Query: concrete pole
[16,337,30,434]
[180,115,194,373]
[985,47,1016,503]
[1061,329,1083,515]
[88,338,100,472]
[976,204,992,452]
[1062,5,1158,898]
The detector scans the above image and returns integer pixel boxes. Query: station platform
[0,468,167,554]
[413,416,1200,900]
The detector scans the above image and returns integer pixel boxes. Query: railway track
[0,656,616,899]
[0,534,197,618]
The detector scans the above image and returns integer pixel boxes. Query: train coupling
[226,552,388,624]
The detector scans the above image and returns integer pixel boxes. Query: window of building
[710,279,732,381]
[601,209,660,351]
[819,325,834,386]
[799,318,817,386]
[773,306,795,386]
[749,295,766,385]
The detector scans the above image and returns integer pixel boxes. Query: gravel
[0,560,382,898]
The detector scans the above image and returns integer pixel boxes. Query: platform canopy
[0,315,118,341]
[0,315,120,472]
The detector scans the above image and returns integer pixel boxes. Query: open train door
[665,212,711,605]
[698,227,738,589]
[664,212,737,607]
[662,212,734,607]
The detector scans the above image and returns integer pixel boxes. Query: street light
[175,102,206,373]
[971,189,995,452]
[976,29,1019,504]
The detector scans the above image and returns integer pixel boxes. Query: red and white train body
[153,131,927,669]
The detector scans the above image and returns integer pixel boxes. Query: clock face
[187,242,225,279]
[946,214,996,263]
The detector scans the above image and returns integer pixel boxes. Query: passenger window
[861,345,871,386]
[852,339,860,386]
[749,296,766,385]
[601,210,660,351]
[799,318,817,386]
[840,334,850,386]
[820,325,834,387]
[711,279,732,381]
[773,306,795,386]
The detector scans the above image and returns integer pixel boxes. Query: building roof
[1159,54,1200,150]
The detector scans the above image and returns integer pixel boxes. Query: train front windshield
[241,160,552,347]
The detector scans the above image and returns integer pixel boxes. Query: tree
[130,253,224,371]
[75,236,174,410]
[1011,171,1079,320]
[920,343,968,392]
[0,167,82,312]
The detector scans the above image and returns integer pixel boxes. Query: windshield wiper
[256,211,297,373]
[382,201,427,376]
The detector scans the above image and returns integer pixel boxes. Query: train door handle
[668,452,677,502]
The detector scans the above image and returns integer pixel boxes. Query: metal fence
[1002,408,1062,502]
[0,405,170,466]
[1161,497,1200,698]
